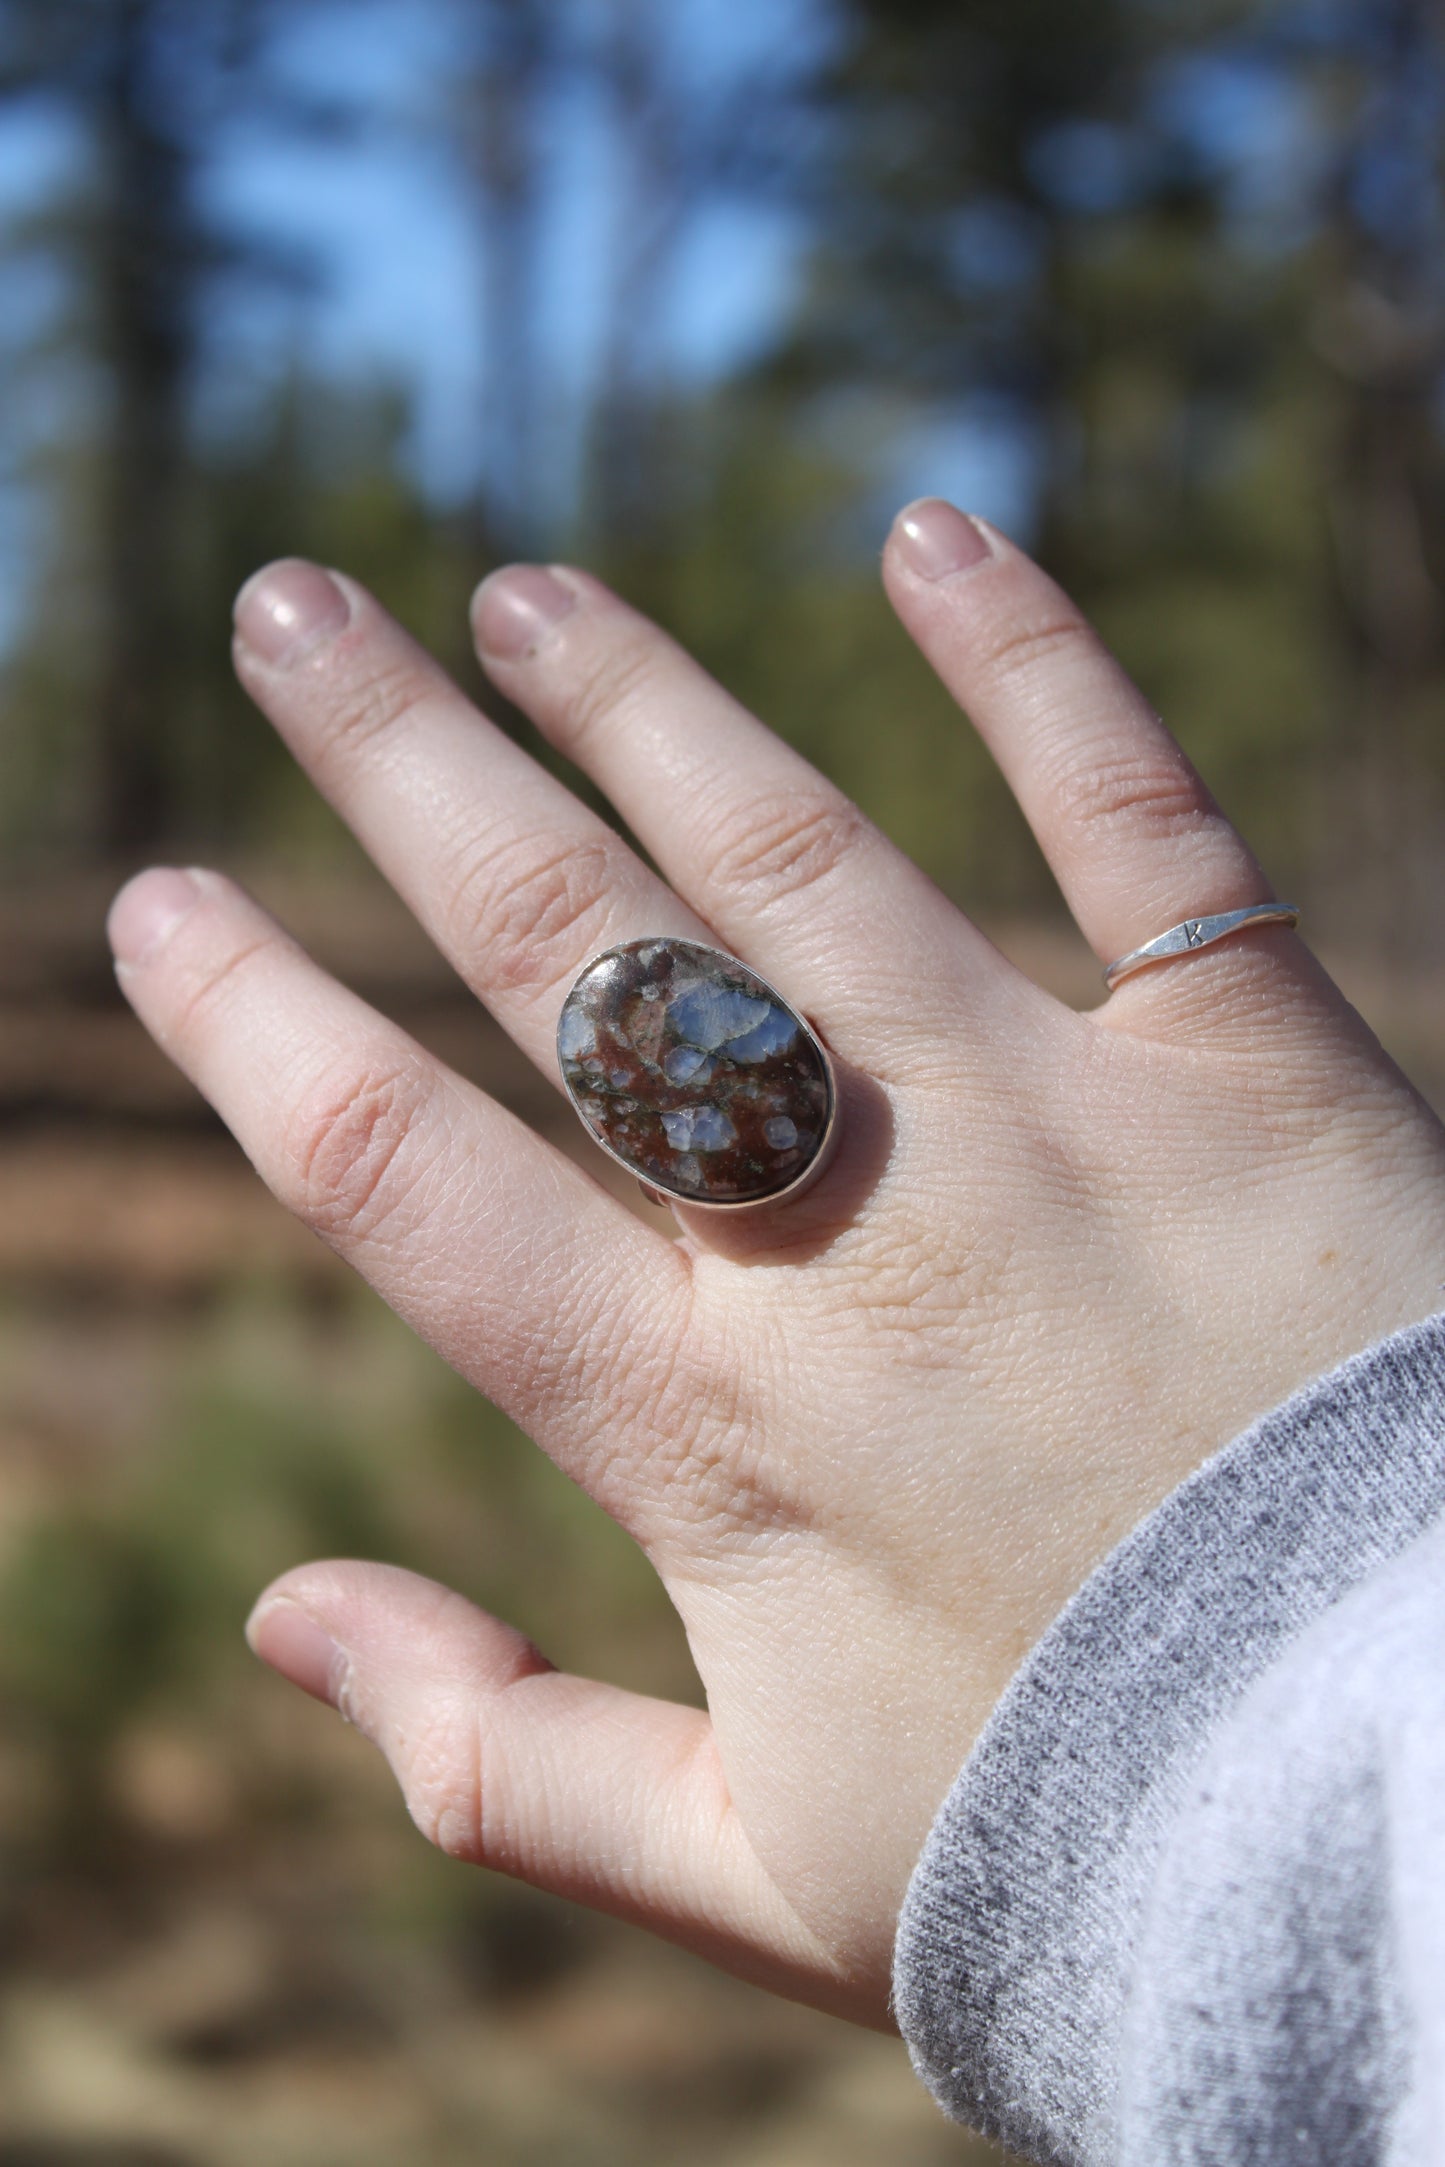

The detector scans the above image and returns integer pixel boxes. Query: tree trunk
[88,0,195,854]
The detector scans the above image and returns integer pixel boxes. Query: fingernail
[472,564,578,660]
[107,866,202,967]
[893,499,991,581]
[246,1597,349,1710]
[234,559,351,667]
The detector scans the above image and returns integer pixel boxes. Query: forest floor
[4,869,1444,2167]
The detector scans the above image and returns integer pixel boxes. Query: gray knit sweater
[892,1311,1445,2165]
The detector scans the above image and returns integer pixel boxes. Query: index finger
[107,865,692,1517]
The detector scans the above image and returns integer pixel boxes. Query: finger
[471,565,1018,1064]
[246,1560,858,2017]
[231,560,713,1087]
[107,865,687,1495]
[881,500,1303,999]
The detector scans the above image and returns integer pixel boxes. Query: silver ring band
[1104,902,1300,991]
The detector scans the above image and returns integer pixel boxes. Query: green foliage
[0,1510,188,1751]
[1,0,1443,918]
[0,1282,680,1856]
[792,0,1445,923]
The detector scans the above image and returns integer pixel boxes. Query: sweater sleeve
[891,1310,1445,2167]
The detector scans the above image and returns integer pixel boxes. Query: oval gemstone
[556,937,834,1206]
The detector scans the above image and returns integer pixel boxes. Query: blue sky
[0,0,1307,657]
[0,0,845,648]
[200,0,816,501]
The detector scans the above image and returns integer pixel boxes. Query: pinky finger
[246,1562,853,2015]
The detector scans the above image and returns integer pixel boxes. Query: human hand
[106,499,1445,2026]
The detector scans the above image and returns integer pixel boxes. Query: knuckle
[558,631,659,753]
[396,1627,553,1868]
[410,1711,486,1862]
[315,650,436,766]
[701,790,870,909]
[403,1709,486,1863]
[167,930,280,1047]
[441,829,621,998]
[976,609,1099,688]
[1047,748,1211,843]
[280,1056,427,1242]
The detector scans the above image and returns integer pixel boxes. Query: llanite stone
[557,937,834,1205]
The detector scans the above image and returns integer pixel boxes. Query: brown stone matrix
[557,938,832,1204]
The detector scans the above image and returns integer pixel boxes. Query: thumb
[245,1560,844,2008]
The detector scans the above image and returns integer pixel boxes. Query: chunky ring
[557,936,837,1209]
[1103,901,1300,990]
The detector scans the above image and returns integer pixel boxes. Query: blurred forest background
[1,0,1444,2161]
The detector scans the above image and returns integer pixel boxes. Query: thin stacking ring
[557,935,837,1210]
[1104,902,1301,991]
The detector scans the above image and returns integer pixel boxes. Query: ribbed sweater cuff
[892,1311,1445,2165]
